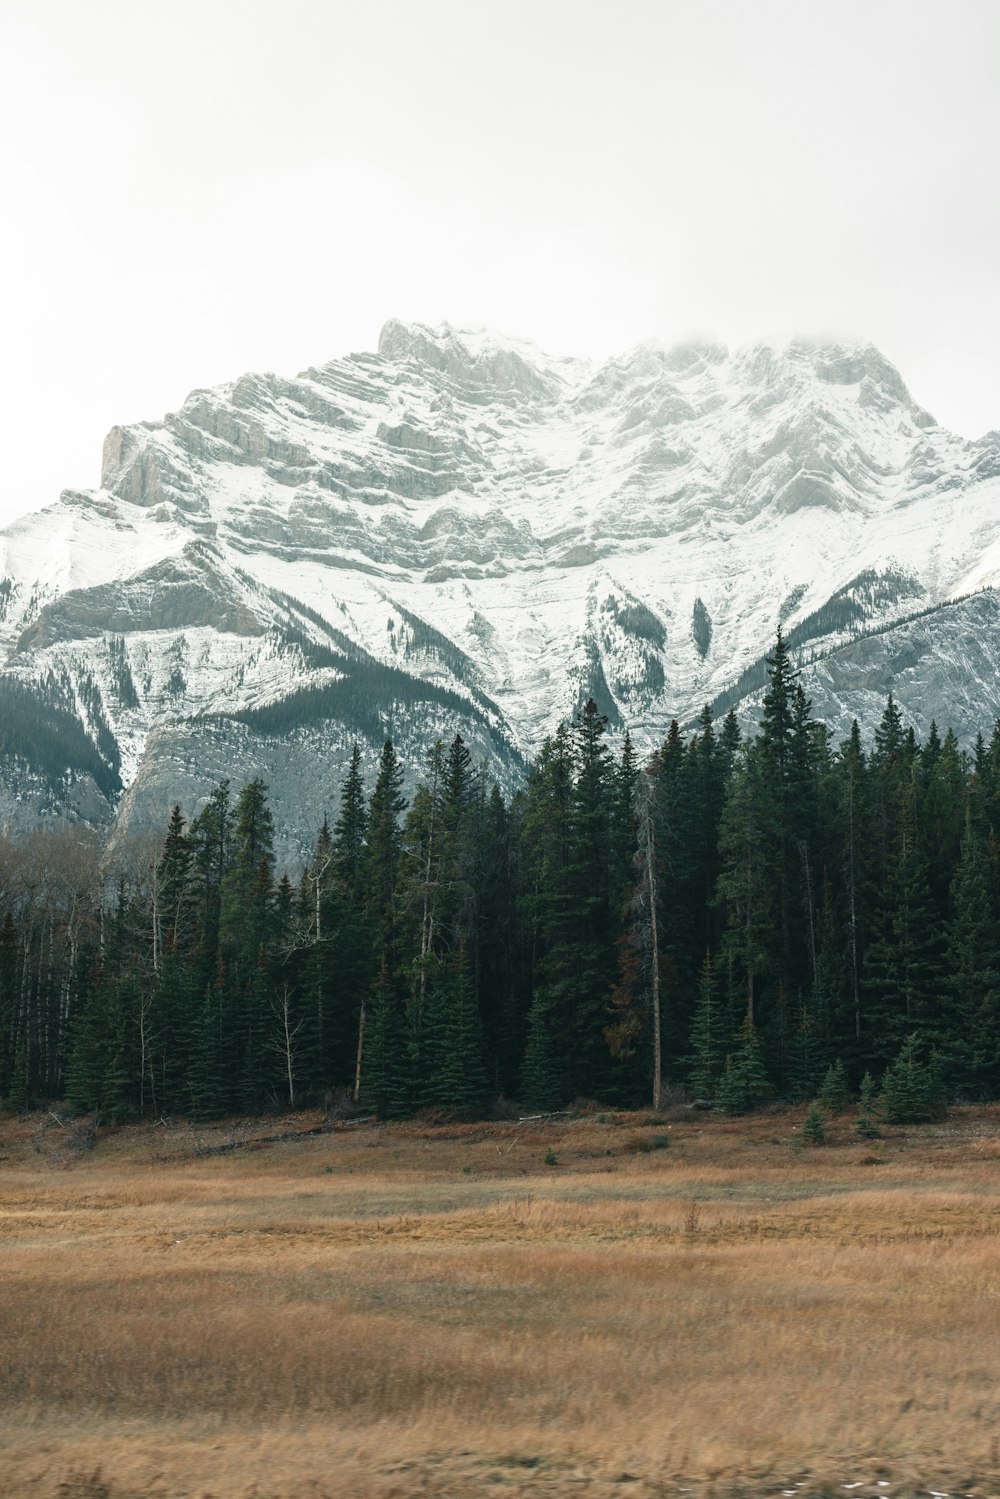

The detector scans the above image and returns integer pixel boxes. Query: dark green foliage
[692,596,712,658]
[605,596,667,649]
[801,1100,826,1145]
[396,602,481,679]
[687,951,730,1096]
[362,960,411,1118]
[422,945,488,1117]
[577,645,624,728]
[520,993,563,1111]
[231,651,521,778]
[108,635,140,709]
[817,1059,852,1114]
[785,568,923,652]
[879,1035,945,1123]
[717,1019,770,1114]
[10,634,1000,1127]
[863,794,944,1063]
[0,674,121,796]
[854,1070,881,1137]
[941,812,1000,1099]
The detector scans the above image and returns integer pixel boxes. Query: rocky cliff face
[1,320,998,860]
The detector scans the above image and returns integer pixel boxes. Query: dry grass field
[2,1104,1000,1499]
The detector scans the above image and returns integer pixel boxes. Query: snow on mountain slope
[1,319,999,859]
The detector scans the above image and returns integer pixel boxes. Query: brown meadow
[2,1106,1000,1499]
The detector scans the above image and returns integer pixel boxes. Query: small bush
[544,1146,558,1166]
[631,1132,670,1153]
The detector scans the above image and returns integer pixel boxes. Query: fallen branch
[159,1115,378,1163]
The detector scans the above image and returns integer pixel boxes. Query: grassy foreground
[2,1105,1000,1499]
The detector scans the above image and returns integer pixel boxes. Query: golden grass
[2,1107,1000,1498]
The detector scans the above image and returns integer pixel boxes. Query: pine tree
[422,944,488,1116]
[817,1058,852,1114]
[786,982,826,1102]
[879,1034,945,1123]
[520,991,563,1111]
[863,787,944,1067]
[189,779,232,986]
[566,698,620,1098]
[716,1018,770,1114]
[313,745,372,1091]
[517,722,575,1106]
[361,959,411,1118]
[157,804,194,954]
[941,812,1000,1098]
[687,950,730,1097]
[801,1100,826,1145]
[358,742,407,1108]
[854,1070,881,1137]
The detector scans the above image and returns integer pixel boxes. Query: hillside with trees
[2,633,998,1122]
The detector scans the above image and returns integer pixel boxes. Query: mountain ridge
[1,319,999,860]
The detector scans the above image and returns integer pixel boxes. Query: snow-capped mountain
[2,319,999,859]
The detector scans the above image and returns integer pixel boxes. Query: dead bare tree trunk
[270,983,304,1108]
[352,999,366,1104]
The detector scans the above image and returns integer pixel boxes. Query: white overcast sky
[2,0,999,527]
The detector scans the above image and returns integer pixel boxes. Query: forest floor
[2,1103,1000,1499]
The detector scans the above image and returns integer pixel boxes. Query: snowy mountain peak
[374,317,588,398]
[0,322,998,858]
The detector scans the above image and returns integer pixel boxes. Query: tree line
[1,631,998,1121]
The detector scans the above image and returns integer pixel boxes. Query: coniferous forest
[2,632,999,1123]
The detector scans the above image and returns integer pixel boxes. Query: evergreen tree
[157,805,194,954]
[863,789,944,1067]
[422,944,488,1116]
[817,1058,852,1114]
[801,1100,825,1145]
[941,812,1000,1098]
[716,1018,770,1114]
[520,991,563,1111]
[879,1034,945,1123]
[687,950,730,1097]
[361,959,411,1118]
[189,779,232,986]
[358,741,407,1107]
[854,1070,881,1137]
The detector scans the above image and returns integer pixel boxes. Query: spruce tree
[422,944,488,1116]
[854,1070,881,1137]
[879,1034,945,1123]
[863,788,944,1068]
[520,991,563,1112]
[717,1018,770,1114]
[802,1100,826,1145]
[157,804,194,953]
[358,742,407,1108]
[687,950,730,1097]
[361,959,411,1118]
[817,1058,852,1114]
[941,812,1000,1098]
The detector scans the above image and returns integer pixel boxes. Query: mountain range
[2,319,999,860]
